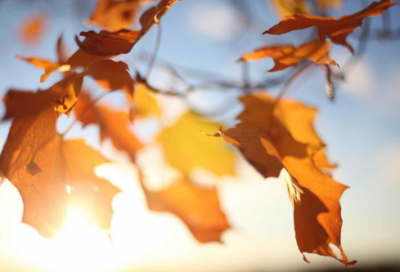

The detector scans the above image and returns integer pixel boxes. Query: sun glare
[50,206,114,272]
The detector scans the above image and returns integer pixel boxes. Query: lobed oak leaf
[18,13,48,46]
[142,178,230,243]
[0,91,120,237]
[76,0,183,56]
[157,111,236,178]
[264,0,399,53]
[74,92,143,161]
[220,92,355,266]
[239,40,338,72]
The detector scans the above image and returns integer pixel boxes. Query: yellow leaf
[134,83,161,118]
[157,111,235,177]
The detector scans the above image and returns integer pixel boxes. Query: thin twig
[145,23,162,79]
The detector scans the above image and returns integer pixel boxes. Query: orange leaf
[18,35,112,82]
[87,0,155,31]
[264,0,398,53]
[143,179,230,243]
[239,40,338,72]
[221,92,355,265]
[76,0,183,56]
[18,13,48,46]
[0,91,120,237]
[83,60,135,97]
[74,92,143,161]
[76,29,140,56]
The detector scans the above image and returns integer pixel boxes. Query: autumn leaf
[18,13,48,46]
[157,111,236,177]
[48,73,84,115]
[76,0,183,56]
[74,92,143,161]
[264,0,398,53]
[142,178,230,243]
[87,0,155,31]
[239,40,338,72]
[269,0,342,17]
[139,0,183,35]
[0,90,120,237]
[18,35,112,82]
[133,82,161,118]
[268,0,307,17]
[76,29,141,56]
[16,56,62,83]
[220,92,355,266]
[83,59,134,96]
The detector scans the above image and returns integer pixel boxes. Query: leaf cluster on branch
[2,0,399,267]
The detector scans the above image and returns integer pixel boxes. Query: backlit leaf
[264,0,398,53]
[239,40,338,72]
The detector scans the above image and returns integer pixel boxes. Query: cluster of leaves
[2,0,399,267]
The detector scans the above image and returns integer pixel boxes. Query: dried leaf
[264,0,398,53]
[87,0,155,31]
[0,91,120,237]
[77,0,183,56]
[16,56,61,83]
[18,35,111,82]
[157,111,236,177]
[221,93,355,265]
[74,92,143,161]
[143,178,230,243]
[76,29,140,56]
[83,60,135,97]
[269,0,342,17]
[239,40,338,72]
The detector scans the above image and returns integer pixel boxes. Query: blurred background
[0,0,399,271]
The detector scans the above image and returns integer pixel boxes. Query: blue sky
[0,0,399,271]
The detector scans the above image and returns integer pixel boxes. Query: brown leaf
[76,29,140,56]
[76,0,183,56]
[18,13,48,46]
[74,92,143,161]
[264,0,398,53]
[83,60,135,97]
[2,74,83,118]
[221,93,355,265]
[239,40,338,72]
[0,91,120,237]
[143,178,230,243]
